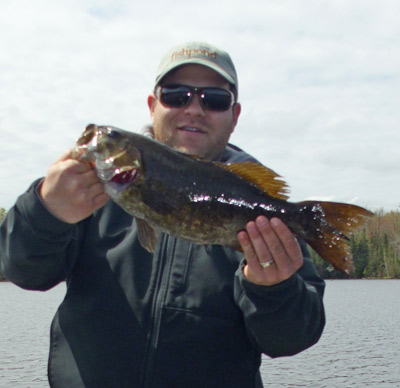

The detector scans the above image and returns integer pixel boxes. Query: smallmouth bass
[72,124,372,273]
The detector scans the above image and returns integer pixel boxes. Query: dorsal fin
[216,161,290,200]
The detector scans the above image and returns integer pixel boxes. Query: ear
[231,102,241,131]
[147,94,156,122]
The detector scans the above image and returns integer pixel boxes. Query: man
[0,42,325,387]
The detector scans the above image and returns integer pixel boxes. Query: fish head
[75,124,143,193]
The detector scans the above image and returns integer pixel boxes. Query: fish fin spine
[217,161,290,200]
[136,218,160,252]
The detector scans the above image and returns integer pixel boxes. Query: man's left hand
[238,216,303,286]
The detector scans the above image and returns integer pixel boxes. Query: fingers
[239,220,273,267]
[238,229,260,267]
[239,219,281,285]
[238,216,303,286]
[256,217,303,271]
[40,151,109,223]
[267,218,303,268]
[67,170,107,204]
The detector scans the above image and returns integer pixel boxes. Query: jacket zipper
[141,234,177,387]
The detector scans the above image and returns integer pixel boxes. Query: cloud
[0,0,399,211]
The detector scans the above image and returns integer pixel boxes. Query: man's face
[148,64,241,160]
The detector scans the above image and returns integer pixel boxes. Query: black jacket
[0,144,325,388]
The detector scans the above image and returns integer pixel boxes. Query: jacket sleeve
[0,179,82,290]
[234,241,326,358]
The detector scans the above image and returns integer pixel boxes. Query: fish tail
[297,201,373,273]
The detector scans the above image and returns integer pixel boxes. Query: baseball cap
[154,42,238,93]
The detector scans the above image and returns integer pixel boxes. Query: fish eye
[107,129,121,140]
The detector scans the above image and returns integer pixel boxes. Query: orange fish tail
[298,201,373,273]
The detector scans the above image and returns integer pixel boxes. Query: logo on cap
[171,48,217,61]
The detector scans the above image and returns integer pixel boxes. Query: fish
[71,124,373,273]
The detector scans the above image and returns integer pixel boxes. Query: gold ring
[260,259,275,268]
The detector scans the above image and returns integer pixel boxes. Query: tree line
[1,207,399,280]
[311,209,400,279]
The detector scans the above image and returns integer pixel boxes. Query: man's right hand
[40,150,110,223]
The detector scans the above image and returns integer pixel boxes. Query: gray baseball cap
[154,41,238,93]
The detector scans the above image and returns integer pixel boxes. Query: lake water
[1,280,399,387]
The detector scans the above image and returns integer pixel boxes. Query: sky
[1,0,399,212]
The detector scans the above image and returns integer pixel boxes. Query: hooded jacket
[0,143,325,388]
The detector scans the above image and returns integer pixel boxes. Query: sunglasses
[155,84,236,111]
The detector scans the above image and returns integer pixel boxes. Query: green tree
[351,229,370,278]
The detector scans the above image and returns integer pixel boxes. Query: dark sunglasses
[155,84,236,111]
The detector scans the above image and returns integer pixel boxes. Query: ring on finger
[260,259,275,268]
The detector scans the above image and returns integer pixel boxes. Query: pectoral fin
[136,218,160,252]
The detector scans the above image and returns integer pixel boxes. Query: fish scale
[72,124,373,273]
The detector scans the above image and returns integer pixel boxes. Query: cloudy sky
[1,0,399,212]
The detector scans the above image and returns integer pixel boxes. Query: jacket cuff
[235,258,301,298]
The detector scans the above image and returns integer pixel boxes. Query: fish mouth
[94,150,126,181]
[110,167,139,186]
[77,124,111,148]
[76,124,98,146]
[102,166,140,195]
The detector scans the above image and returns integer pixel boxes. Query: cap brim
[155,58,236,86]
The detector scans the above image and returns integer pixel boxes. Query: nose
[183,93,206,116]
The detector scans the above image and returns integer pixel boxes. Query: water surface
[1,280,399,387]
[262,279,400,387]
